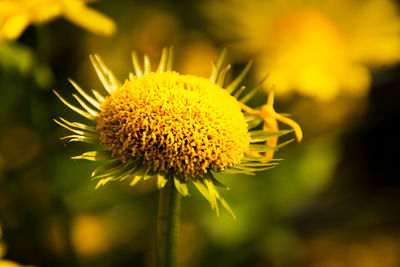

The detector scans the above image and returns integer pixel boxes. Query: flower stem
[157,178,181,267]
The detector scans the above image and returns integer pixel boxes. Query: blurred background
[1,0,400,266]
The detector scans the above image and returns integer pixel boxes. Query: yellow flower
[0,0,116,41]
[71,214,111,256]
[206,0,400,100]
[55,48,302,217]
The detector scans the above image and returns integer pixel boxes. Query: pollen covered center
[96,72,250,178]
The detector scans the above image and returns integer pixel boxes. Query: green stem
[156,178,181,267]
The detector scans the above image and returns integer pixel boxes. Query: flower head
[97,72,250,179]
[0,0,116,41]
[206,0,400,100]
[55,48,302,217]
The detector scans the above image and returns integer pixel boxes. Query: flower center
[96,72,250,178]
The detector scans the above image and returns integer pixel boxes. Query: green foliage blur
[1,1,400,267]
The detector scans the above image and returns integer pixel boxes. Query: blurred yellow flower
[71,214,111,256]
[0,0,116,41]
[207,0,400,100]
[55,48,302,217]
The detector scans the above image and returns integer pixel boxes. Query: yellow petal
[0,13,30,40]
[274,114,303,142]
[63,4,116,36]
[157,174,168,189]
[174,177,189,197]
[31,3,62,24]
[260,92,303,142]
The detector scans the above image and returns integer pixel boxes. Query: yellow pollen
[96,72,250,179]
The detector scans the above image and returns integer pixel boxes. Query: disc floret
[96,72,250,179]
